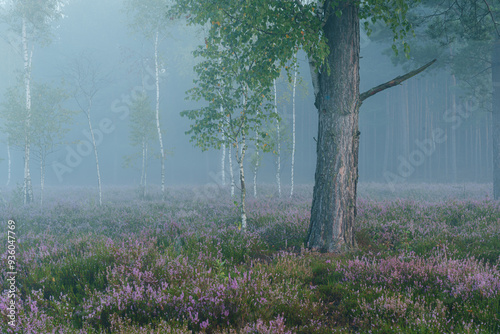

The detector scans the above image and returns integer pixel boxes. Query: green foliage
[124,0,173,38]
[0,79,74,159]
[123,92,157,169]
[0,0,65,45]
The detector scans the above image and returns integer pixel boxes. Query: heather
[1,183,499,333]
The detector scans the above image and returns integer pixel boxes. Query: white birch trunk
[290,62,297,197]
[236,135,247,230]
[6,144,11,186]
[154,30,166,198]
[229,145,235,196]
[221,105,226,186]
[253,116,259,198]
[40,157,45,207]
[144,141,148,198]
[141,138,146,197]
[86,110,102,206]
[274,79,281,198]
[22,16,33,204]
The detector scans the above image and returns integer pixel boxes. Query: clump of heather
[0,183,499,333]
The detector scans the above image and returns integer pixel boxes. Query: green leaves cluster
[0,80,74,158]
[1,0,65,45]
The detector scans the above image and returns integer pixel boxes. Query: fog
[0,0,492,194]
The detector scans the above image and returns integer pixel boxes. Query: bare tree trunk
[236,134,247,230]
[307,2,359,252]
[141,138,146,198]
[40,157,45,207]
[154,30,166,199]
[274,79,281,197]
[144,142,148,198]
[253,114,259,198]
[6,143,11,186]
[221,105,226,186]
[229,144,235,196]
[290,58,297,198]
[451,73,458,183]
[22,16,33,204]
[86,110,102,206]
[493,37,500,199]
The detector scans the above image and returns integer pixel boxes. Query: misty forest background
[0,0,492,195]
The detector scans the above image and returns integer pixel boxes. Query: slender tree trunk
[307,2,360,252]
[154,30,166,199]
[86,110,102,206]
[6,143,11,186]
[451,74,458,183]
[22,16,33,204]
[141,138,146,198]
[491,37,500,198]
[144,142,148,198]
[290,59,297,198]
[274,79,281,197]
[236,134,247,230]
[221,111,226,186]
[40,157,45,207]
[229,144,235,196]
[253,112,259,198]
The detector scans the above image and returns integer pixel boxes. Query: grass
[0,183,499,333]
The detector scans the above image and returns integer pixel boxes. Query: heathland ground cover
[0,183,499,333]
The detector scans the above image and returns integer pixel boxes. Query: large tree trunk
[492,37,500,199]
[306,2,360,252]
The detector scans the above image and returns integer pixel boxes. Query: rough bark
[493,37,500,199]
[306,2,360,253]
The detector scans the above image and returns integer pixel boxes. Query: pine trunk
[307,2,360,253]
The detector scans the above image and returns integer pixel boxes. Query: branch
[360,59,437,102]
[482,0,500,38]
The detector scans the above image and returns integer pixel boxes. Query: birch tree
[123,92,157,198]
[290,55,298,197]
[173,0,434,252]
[124,0,171,199]
[1,0,65,204]
[66,54,108,206]
[0,81,73,206]
[181,19,277,230]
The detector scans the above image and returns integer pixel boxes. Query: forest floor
[0,183,499,333]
